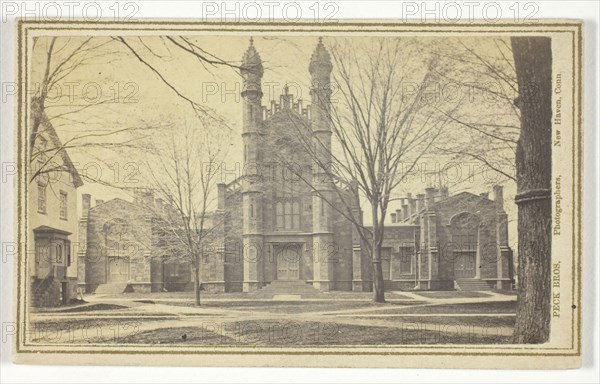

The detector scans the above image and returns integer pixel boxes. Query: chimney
[133,188,142,204]
[493,185,504,210]
[391,213,397,223]
[82,194,91,218]
[402,203,409,221]
[95,199,104,205]
[407,193,415,218]
[441,186,449,198]
[425,187,436,209]
[141,190,154,209]
[280,84,292,110]
[155,198,164,214]
[165,203,177,222]
[349,179,360,209]
[280,95,290,109]
[416,194,425,212]
[396,209,402,223]
[217,183,226,210]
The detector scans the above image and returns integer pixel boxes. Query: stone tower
[240,38,265,292]
[309,37,335,291]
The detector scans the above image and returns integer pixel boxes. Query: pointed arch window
[276,202,284,229]
[292,201,300,229]
[284,202,292,229]
[275,200,301,230]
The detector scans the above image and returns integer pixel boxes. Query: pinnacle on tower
[241,37,264,77]
[309,37,333,75]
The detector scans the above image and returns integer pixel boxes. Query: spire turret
[241,37,264,77]
[309,37,332,75]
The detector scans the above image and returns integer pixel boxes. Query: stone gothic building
[78,39,514,295]
[214,38,365,293]
[375,185,514,291]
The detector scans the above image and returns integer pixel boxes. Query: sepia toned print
[14,20,582,368]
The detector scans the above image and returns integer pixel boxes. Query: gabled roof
[432,191,494,208]
[90,197,138,211]
[31,103,84,188]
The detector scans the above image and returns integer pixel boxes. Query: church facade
[211,37,365,293]
[78,39,514,295]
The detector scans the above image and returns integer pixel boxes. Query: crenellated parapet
[262,98,311,120]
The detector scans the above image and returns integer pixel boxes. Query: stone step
[30,278,62,307]
[455,279,491,291]
[260,283,319,290]
[260,280,313,286]
[94,282,128,294]
[255,286,322,293]
[250,280,326,299]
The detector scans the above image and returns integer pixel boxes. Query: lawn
[322,291,413,300]
[28,292,517,346]
[413,291,493,299]
[167,299,422,314]
[29,299,516,346]
[28,318,161,344]
[350,314,515,328]
[117,326,233,344]
[113,319,513,346]
[361,301,516,315]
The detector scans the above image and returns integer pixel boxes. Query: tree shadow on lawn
[54,303,129,313]
[112,319,513,346]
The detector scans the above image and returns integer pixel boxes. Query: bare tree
[30,36,241,188]
[142,121,228,306]
[29,36,158,190]
[429,38,520,187]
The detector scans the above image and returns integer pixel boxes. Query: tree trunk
[194,259,201,306]
[371,203,386,303]
[511,37,553,343]
[372,247,385,303]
